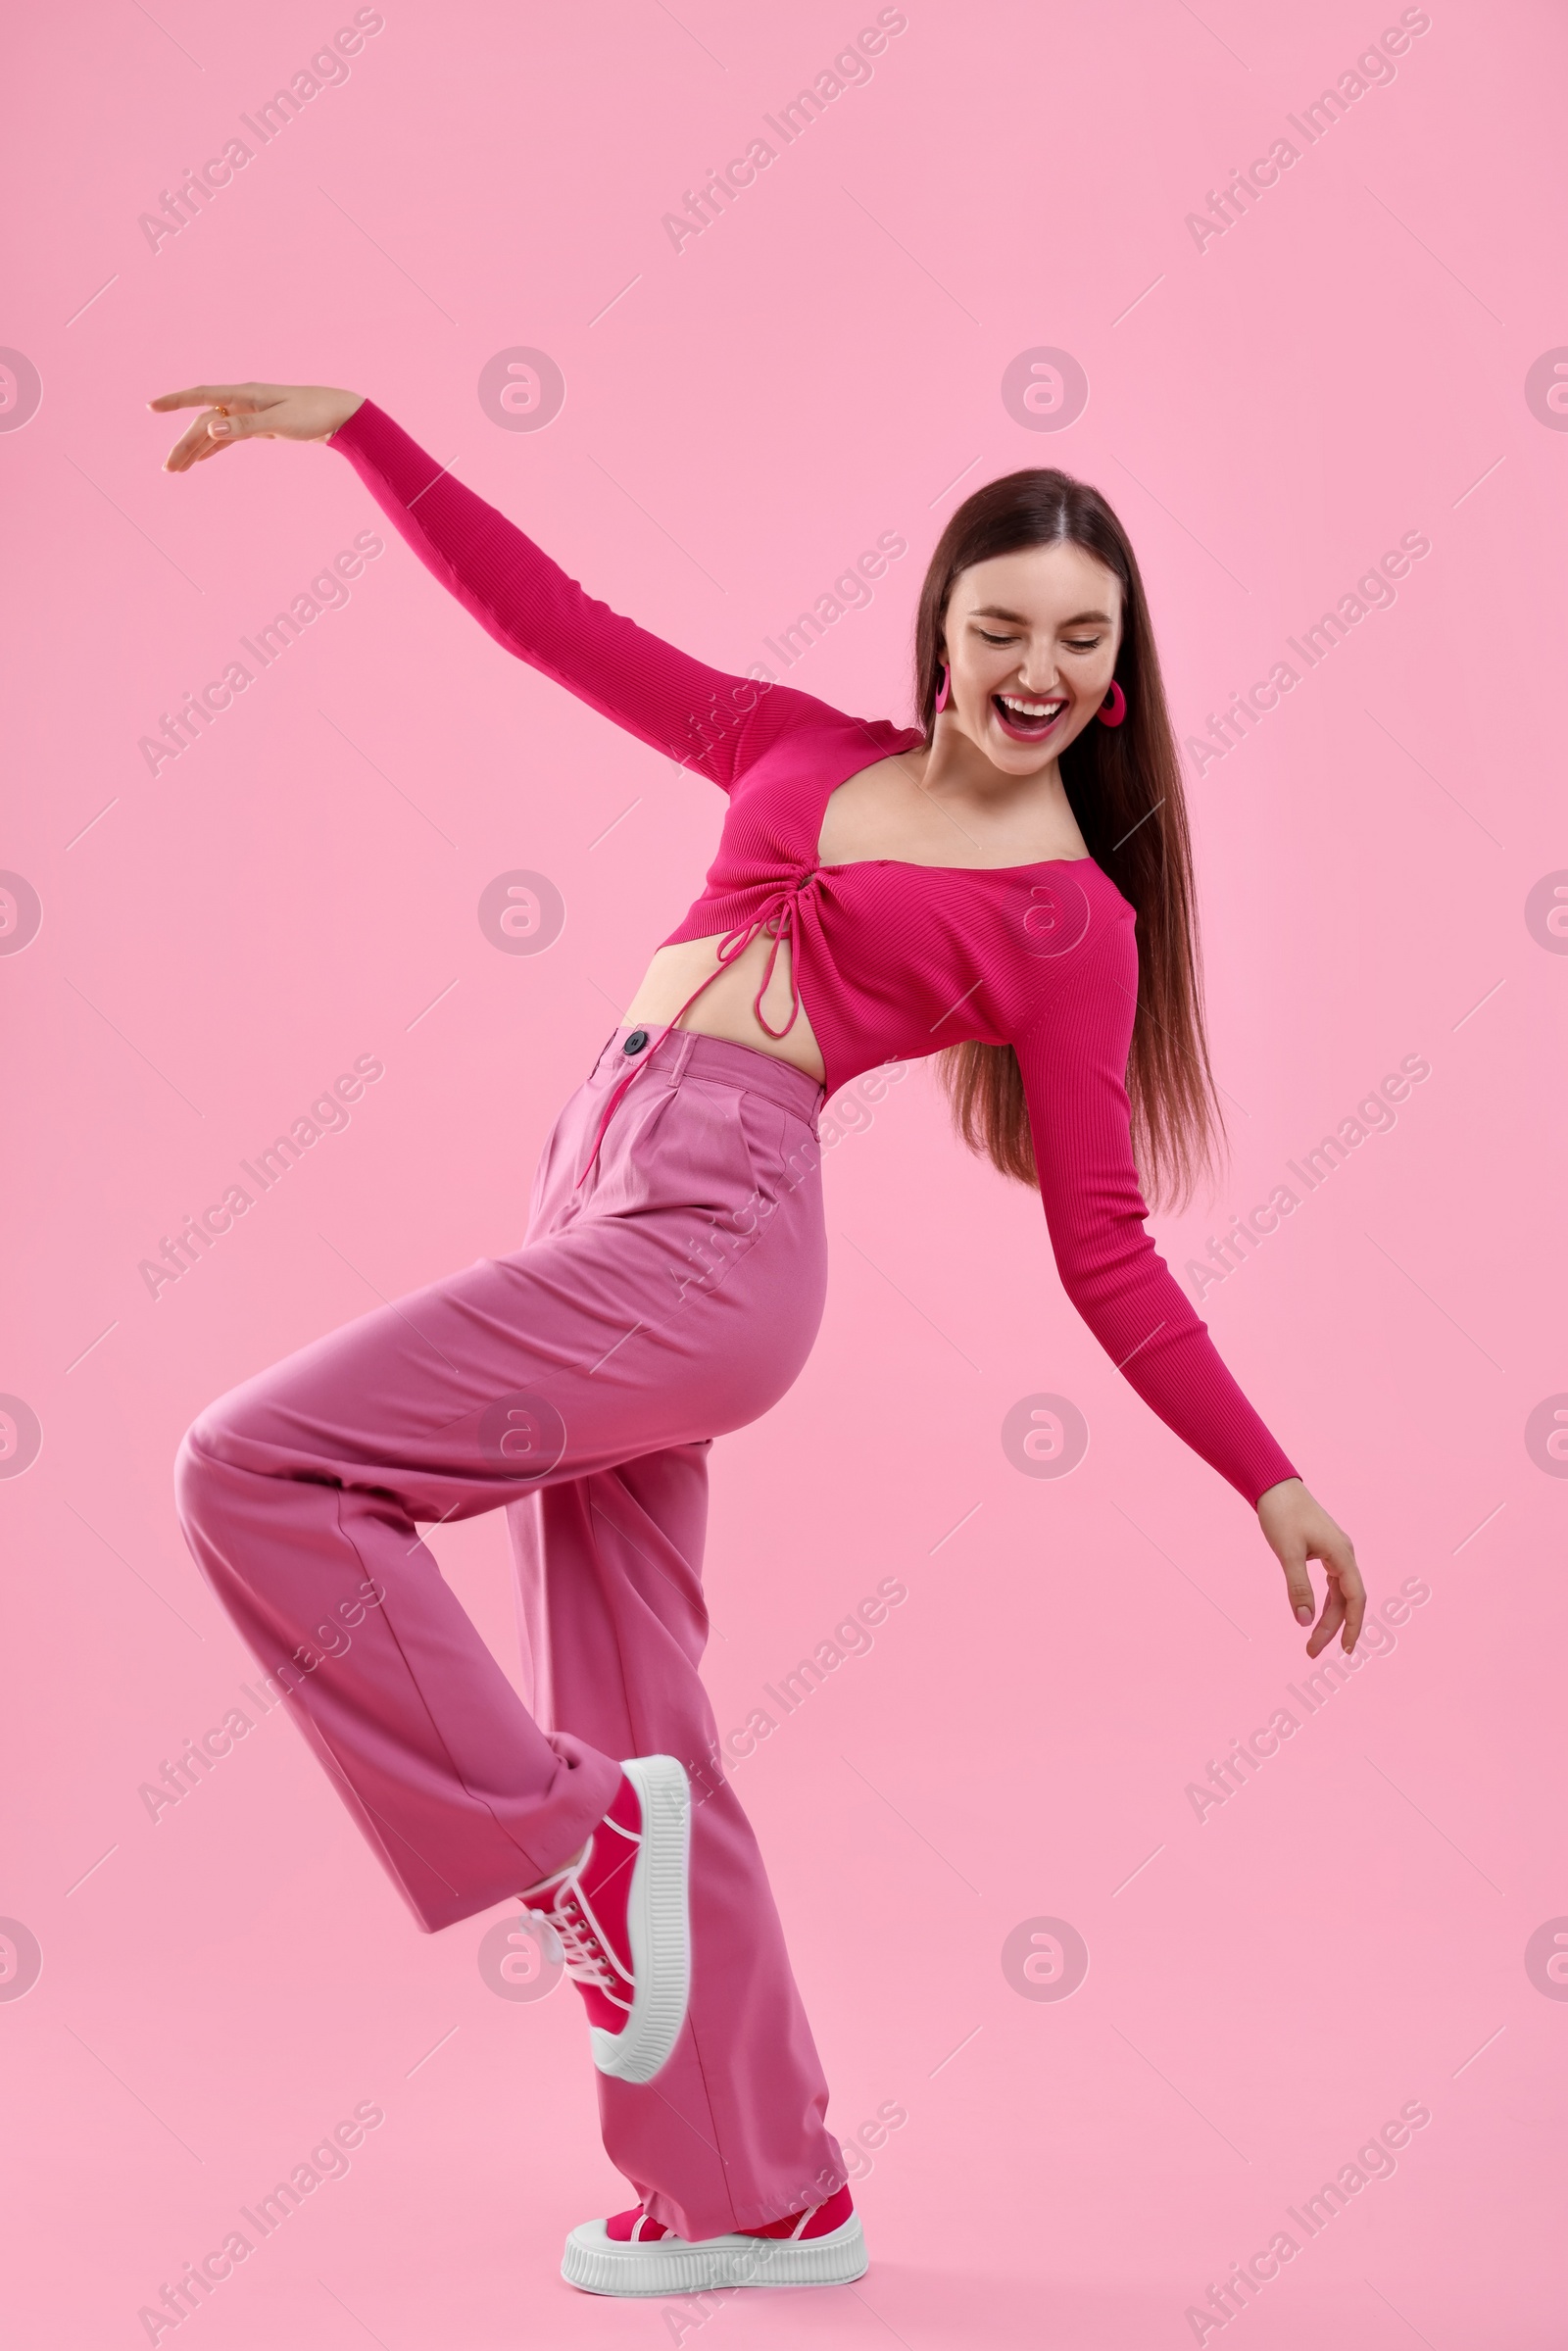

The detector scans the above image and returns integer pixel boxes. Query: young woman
[155,379,1364,2298]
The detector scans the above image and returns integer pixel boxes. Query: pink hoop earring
[933,662,950,714]
[1098,679,1127,727]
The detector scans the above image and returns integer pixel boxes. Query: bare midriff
[620,930,826,1081]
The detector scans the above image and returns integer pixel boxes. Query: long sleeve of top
[1012,925,1298,1505]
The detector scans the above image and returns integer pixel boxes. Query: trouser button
[623,1028,650,1054]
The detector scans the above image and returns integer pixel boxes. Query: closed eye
[976,628,1104,654]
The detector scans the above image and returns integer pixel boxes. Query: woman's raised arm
[150,380,802,792]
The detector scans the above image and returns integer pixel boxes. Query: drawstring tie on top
[575,872,813,1188]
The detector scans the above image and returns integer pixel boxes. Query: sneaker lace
[522,1885,619,1996]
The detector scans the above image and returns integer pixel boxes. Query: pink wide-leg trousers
[173,1024,845,2239]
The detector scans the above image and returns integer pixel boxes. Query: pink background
[4,2,1566,2343]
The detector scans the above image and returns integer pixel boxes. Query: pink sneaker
[562,2182,866,2294]
[519,1753,690,2084]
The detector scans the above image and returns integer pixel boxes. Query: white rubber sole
[589,1753,691,2084]
[561,2213,867,2296]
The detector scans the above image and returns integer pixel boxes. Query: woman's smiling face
[938,542,1124,773]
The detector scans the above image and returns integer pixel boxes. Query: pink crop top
[330,399,1300,1509]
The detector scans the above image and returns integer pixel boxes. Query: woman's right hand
[149,382,366,472]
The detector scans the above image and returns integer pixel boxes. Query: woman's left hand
[1255,1479,1366,1654]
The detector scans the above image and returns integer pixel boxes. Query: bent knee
[174,1383,270,1501]
[173,1408,230,1510]
[175,1377,344,1511]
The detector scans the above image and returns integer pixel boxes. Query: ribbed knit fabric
[329,400,1299,1508]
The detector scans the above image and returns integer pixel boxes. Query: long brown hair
[916,468,1225,1215]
